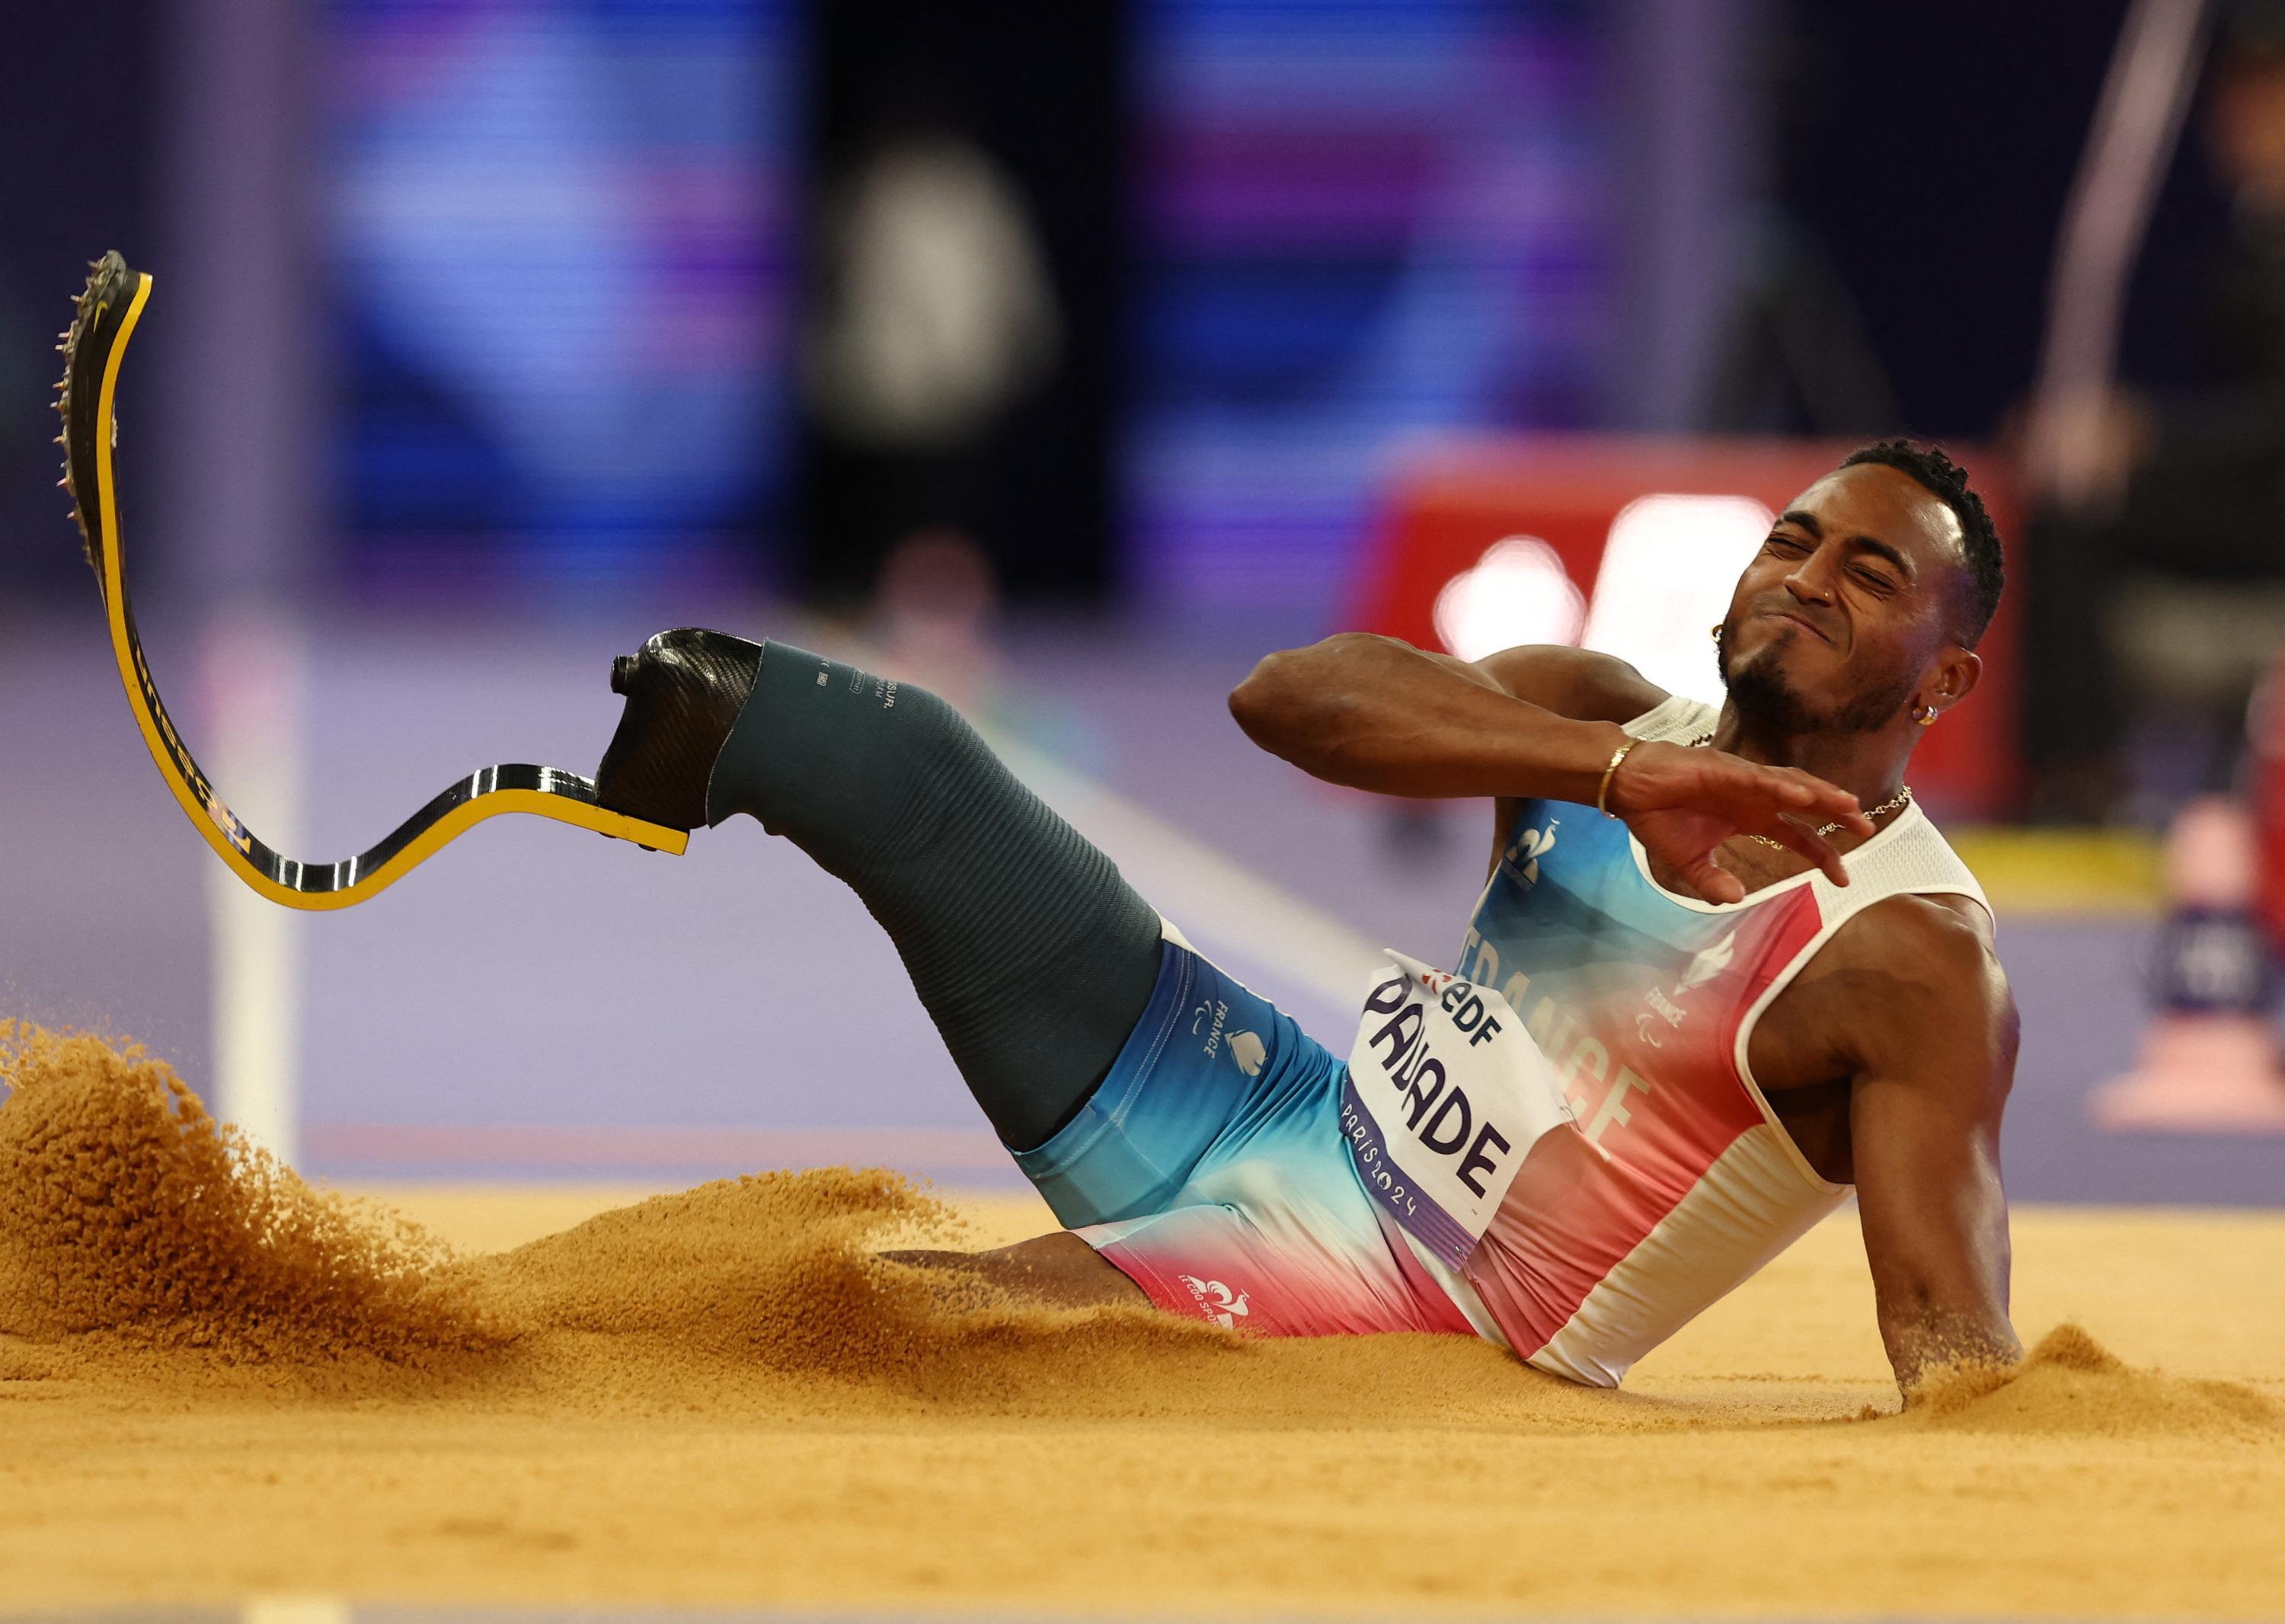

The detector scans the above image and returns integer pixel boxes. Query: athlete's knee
[705,644,991,852]
[809,679,996,868]
[877,680,992,810]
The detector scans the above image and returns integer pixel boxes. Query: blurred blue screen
[328,0,800,592]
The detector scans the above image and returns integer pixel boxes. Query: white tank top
[1417,695,1991,1386]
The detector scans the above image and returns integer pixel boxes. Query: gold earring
[1710,624,1724,644]
[1914,705,1937,726]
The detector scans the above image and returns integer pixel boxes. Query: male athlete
[593,438,2018,1399]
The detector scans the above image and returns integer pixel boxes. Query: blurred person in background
[793,4,1121,615]
[798,106,1060,614]
[2021,5,2285,823]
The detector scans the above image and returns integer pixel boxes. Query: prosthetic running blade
[56,251,688,911]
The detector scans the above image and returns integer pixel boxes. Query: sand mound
[0,1028,1597,1427]
[472,1168,1247,1412]
[1901,1322,2283,1440]
[0,1022,502,1373]
[0,1025,1245,1411]
[8,1024,2274,1447]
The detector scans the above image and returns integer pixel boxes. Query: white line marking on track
[202,608,306,1164]
[243,1597,351,1624]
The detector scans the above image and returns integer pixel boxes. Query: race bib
[1340,949,1577,1268]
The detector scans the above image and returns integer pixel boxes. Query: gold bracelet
[1596,738,1639,817]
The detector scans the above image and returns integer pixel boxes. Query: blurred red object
[2256,652,2285,948]
[1352,435,2023,820]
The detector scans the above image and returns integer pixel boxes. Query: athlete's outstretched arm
[1842,898,2022,1400]
[1229,634,1871,900]
[1229,633,1651,801]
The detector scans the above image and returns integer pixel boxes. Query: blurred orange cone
[2092,795,2285,1132]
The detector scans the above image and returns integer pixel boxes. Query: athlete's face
[1716,463,1980,737]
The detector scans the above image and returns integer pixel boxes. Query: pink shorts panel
[1082,1198,1474,1338]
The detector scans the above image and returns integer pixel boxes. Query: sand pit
[2,1025,2282,1618]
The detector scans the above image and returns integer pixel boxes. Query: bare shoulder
[1821,892,2018,1078]
[1472,644,1667,725]
[1825,891,2009,1000]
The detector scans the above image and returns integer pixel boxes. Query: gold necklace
[1745,783,1912,848]
[1681,731,1912,849]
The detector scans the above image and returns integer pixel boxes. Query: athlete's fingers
[1755,767,1865,831]
[1677,852,1746,906]
[1699,754,1815,807]
[1721,761,1871,839]
[1755,814,1851,887]
[1708,756,1858,824]
[1767,766,1868,833]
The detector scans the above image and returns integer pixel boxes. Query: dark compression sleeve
[705,642,1166,1151]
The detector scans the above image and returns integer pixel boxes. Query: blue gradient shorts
[1011,933,1473,1336]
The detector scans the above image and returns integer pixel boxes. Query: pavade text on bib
[1340,949,1578,1268]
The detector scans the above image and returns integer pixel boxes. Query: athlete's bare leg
[881,1232,1148,1309]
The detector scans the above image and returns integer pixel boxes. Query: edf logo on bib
[1340,950,1578,1269]
[1359,967,1512,1196]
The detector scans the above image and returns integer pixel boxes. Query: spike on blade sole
[56,251,133,566]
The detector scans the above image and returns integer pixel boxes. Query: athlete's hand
[1604,740,1873,903]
